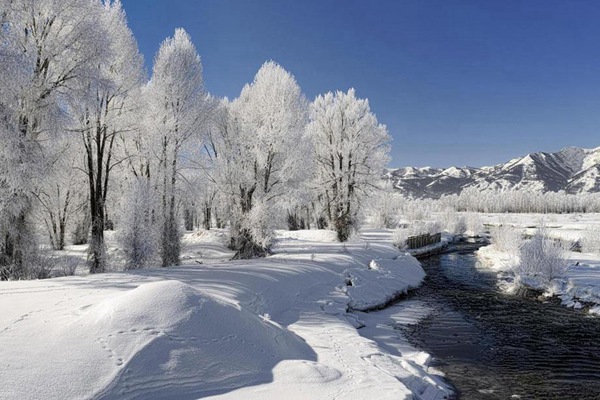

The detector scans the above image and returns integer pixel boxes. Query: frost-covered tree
[366,181,402,229]
[581,226,600,254]
[0,0,109,278]
[147,28,211,267]
[210,62,309,257]
[73,0,144,273]
[308,89,390,241]
[438,187,600,214]
[34,138,84,250]
[198,99,237,231]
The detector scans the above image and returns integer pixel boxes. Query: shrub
[368,190,401,229]
[118,181,159,270]
[465,212,485,236]
[581,226,600,253]
[54,256,80,277]
[516,226,566,284]
[490,224,521,254]
[393,228,410,250]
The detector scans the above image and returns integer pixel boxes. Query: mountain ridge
[386,146,600,198]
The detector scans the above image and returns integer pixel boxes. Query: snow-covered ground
[0,229,451,400]
[477,212,600,242]
[476,213,600,315]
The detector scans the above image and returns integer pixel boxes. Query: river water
[401,247,600,399]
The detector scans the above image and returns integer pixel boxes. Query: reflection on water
[401,250,600,399]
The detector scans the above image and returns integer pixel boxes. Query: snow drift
[0,230,449,400]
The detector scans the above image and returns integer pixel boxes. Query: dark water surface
[401,248,600,399]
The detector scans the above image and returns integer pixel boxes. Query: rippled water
[401,249,600,399]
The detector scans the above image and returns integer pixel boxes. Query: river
[400,247,600,399]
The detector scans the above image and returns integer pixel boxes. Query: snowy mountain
[388,147,600,198]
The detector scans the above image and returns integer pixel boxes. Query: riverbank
[477,243,600,315]
[0,229,451,399]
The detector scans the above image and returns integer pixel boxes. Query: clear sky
[121,0,600,168]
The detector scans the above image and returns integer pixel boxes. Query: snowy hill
[0,230,451,400]
[388,146,600,198]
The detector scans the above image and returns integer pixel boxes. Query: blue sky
[121,0,600,168]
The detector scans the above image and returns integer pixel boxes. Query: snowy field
[0,229,451,400]
[475,212,600,314]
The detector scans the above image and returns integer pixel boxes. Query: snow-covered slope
[0,230,451,400]
[388,146,600,198]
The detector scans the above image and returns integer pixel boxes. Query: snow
[476,213,600,313]
[356,300,451,398]
[582,147,600,171]
[0,229,448,399]
[343,255,425,311]
[441,166,469,178]
[571,166,600,192]
[557,146,586,174]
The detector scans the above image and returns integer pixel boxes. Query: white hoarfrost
[146,28,211,267]
[0,230,451,400]
[207,61,309,255]
[308,88,391,242]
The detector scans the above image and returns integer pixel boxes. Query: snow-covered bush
[516,226,566,284]
[439,208,467,235]
[117,181,159,270]
[367,186,402,229]
[425,221,443,235]
[490,224,522,254]
[230,201,282,259]
[404,205,426,222]
[243,204,277,250]
[581,226,600,254]
[54,257,80,277]
[453,216,467,236]
[440,208,457,231]
[465,212,485,237]
[26,258,54,280]
[393,229,410,250]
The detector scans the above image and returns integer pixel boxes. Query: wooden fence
[406,233,442,249]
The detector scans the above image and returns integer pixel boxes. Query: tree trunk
[89,193,106,274]
[2,208,31,279]
[184,206,195,231]
[304,205,311,230]
[215,210,224,229]
[203,203,212,230]
[287,212,300,230]
[333,201,352,242]
[160,148,180,267]
[161,215,179,267]
[232,184,266,258]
